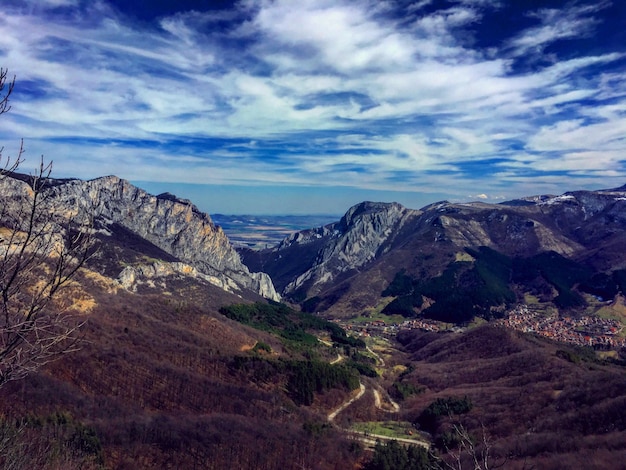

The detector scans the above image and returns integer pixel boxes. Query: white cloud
[508,3,608,57]
[0,0,624,207]
[21,0,79,7]
[250,0,419,74]
[528,117,626,153]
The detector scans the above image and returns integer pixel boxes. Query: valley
[2,2,626,466]
[2,173,626,469]
[334,300,626,350]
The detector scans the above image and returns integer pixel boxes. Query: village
[337,304,626,350]
[337,317,445,339]
[496,304,626,349]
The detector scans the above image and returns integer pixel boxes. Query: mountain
[2,174,626,469]
[240,201,416,297]
[0,172,368,469]
[0,173,279,300]
[241,185,626,319]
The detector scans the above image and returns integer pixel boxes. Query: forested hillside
[0,272,367,469]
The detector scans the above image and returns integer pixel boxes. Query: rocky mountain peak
[156,192,196,208]
[339,201,405,229]
[246,200,417,297]
[418,200,451,211]
[0,173,279,300]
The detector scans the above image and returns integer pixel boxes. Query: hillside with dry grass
[0,217,369,469]
[387,326,626,469]
[0,266,367,469]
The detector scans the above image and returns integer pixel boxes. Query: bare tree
[0,68,94,388]
[434,420,510,470]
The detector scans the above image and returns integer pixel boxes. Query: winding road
[347,432,430,449]
[373,388,400,413]
[330,353,343,365]
[327,382,366,422]
[366,345,385,367]
[323,341,429,449]
[326,343,399,421]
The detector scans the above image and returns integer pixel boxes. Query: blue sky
[1,0,625,214]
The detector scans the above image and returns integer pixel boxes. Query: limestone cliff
[249,202,416,294]
[0,174,279,300]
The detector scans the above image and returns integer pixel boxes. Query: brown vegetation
[0,267,363,469]
[394,325,626,469]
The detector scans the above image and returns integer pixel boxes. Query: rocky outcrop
[422,201,584,257]
[267,201,417,296]
[117,261,236,292]
[0,174,279,300]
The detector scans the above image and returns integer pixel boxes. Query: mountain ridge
[5,169,626,319]
[241,184,626,318]
[0,172,280,300]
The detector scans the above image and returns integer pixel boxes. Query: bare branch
[434,415,507,470]
[0,70,96,388]
[0,67,15,116]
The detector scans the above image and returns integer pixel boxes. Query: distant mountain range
[240,185,626,321]
[3,171,626,323]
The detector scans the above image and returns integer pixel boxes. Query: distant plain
[212,214,339,249]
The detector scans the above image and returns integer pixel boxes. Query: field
[351,420,418,439]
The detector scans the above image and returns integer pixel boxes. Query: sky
[0,0,625,215]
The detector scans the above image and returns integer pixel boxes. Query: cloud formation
[0,0,625,213]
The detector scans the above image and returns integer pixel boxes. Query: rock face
[0,174,279,300]
[283,201,416,296]
[242,185,626,312]
[117,261,238,293]
[242,201,417,297]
